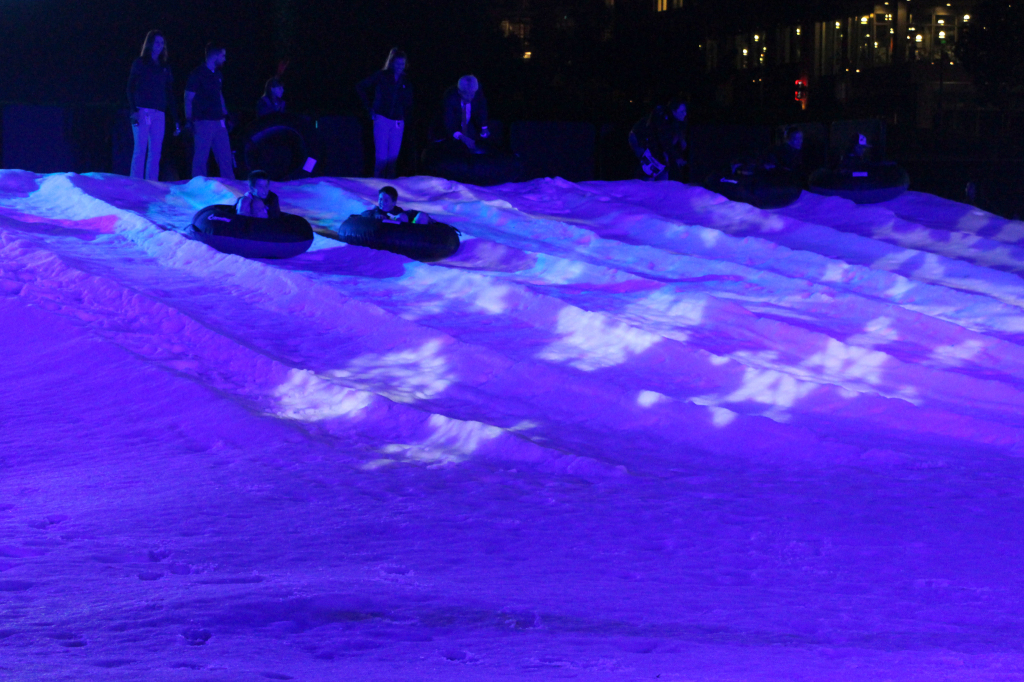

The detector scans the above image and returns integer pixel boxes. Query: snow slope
[2,170,1024,680]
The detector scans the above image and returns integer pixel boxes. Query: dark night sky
[0,0,523,116]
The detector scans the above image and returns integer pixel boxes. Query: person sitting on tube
[256,78,286,118]
[236,170,281,219]
[839,134,874,172]
[361,186,410,223]
[763,125,805,174]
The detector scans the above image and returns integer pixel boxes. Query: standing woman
[127,30,178,180]
[357,48,413,179]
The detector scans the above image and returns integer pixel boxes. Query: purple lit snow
[2,170,1024,680]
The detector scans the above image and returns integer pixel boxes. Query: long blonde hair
[140,30,167,64]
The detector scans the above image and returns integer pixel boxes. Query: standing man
[185,43,234,179]
[357,48,413,179]
[440,75,490,154]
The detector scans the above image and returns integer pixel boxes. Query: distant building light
[937,19,945,25]
[874,41,879,48]
[754,34,760,41]
[938,30,946,39]
[915,33,923,42]
[742,48,748,55]
[835,21,841,29]
[523,51,532,59]
[908,26,915,31]
[795,27,801,36]
[963,14,970,21]
[861,16,869,24]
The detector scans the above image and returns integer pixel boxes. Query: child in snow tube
[808,134,910,204]
[191,170,313,259]
[337,186,460,262]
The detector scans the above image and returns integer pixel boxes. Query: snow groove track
[8,171,1024,680]
[3,171,1024,468]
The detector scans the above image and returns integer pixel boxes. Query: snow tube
[704,169,803,209]
[808,164,910,204]
[242,114,312,181]
[336,215,460,262]
[191,205,313,259]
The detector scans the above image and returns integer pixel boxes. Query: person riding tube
[236,170,281,219]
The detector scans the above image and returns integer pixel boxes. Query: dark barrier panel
[3,104,122,174]
[313,116,365,178]
[110,109,134,176]
[510,121,596,182]
[688,124,772,183]
[597,123,640,181]
[3,105,75,173]
[829,119,886,165]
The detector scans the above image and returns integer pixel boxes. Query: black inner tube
[244,125,308,181]
[191,205,314,259]
[336,215,460,263]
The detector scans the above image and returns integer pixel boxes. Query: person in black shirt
[360,186,410,222]
[357,49,414,179]
[236,170,281,219]
[127,30,178,180]
[256,78,286,118]
[185,43,234,179]
[629,99,687,181]
[839,133,874,172]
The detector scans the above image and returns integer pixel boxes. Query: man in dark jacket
[357,49,414,179]
[437,75,490,154]
[629,99,687,181]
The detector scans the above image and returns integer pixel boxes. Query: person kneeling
[237,170,281,219]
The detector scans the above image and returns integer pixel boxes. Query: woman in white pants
[127,31,179,180]
[357,48,414,179]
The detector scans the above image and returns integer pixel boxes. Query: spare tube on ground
[335,215,460,262]
[704,168,803,209]
[191,205,314,259]
[808,163,910,204]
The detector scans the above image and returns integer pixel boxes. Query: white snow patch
[537,307,661,371]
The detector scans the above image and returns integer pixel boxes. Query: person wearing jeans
[357,48,413,178]
[185,43,234,180]
[127,30,178,180]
